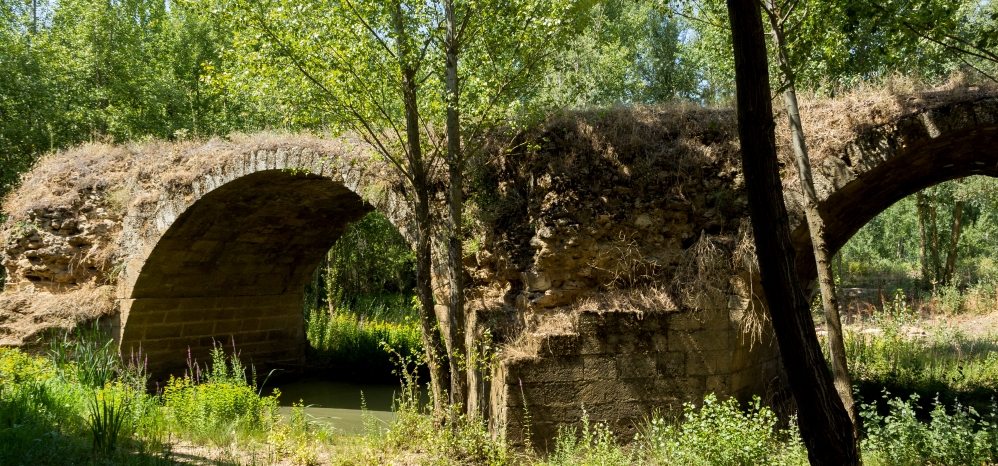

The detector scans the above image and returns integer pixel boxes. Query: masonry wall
[119,295,305,377]
[490,303,781,448]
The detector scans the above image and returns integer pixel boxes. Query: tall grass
[305,305,423,381]
[0,326,282,464]
[162,345,280,445]
[843,291,998,413]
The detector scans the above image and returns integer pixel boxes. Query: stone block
[579,334,608,354]
[687,349,735,376]
[579,380,638,404]
[181,321,215,337]
[538,333,580,356]
[615,354,657,378]
[124,310,167,326]
[582,355,616,380]
[654,351,685,377]
[507,358,583,383]
[143,324,182,340]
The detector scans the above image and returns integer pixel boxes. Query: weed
[861,391,998,466]
[637,394,807,466]
[89,384,132,457]
[545,410,630,466]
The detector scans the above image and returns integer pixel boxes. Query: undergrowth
[305,306,423,381]
[6,318,998,464]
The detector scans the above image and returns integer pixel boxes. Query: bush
[162,346,280,444]
[545,412,630,466]
[861,392,998,466]
[639,394,807,466]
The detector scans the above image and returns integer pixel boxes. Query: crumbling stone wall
[4,191,121,290]
[469,106,782,446]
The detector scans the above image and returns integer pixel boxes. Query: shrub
[545,411,630,466]
[861,392,998,466]
[162,346,280,444]
[639,394,807,466]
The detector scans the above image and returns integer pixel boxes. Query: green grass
[0,327,284,465]
[842,292,998,414]
[8,313,998,465]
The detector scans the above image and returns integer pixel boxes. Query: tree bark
[762,0,858,429]
[725,1,859,464]
[926,192,942,284]
[943,199,965,286]
[917,191,932,287]
[443,0,469,415]
[392,0,450,417]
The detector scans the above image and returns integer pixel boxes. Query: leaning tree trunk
[763,0,858,429]
[443,0,469,415]
[725,1,860,464]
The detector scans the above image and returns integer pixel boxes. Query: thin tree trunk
[725,1,859,464]
[391,0,450,417]
[917,192,932,287]
[928,195,941,284]
[943,199,965,286]
[762,0,858,430]
[443,0,469,415]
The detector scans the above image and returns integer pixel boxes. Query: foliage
[88,383,133,457]
[544,411,631,465]
[845,294,998,396]
[0,0,270,198]
[538,0,699,108]
[861,392,998,466]
[48,323,124,389]
[268,401,325,465]
[637,394,808,466]
[840,177,998,295]
[322,212,416,308]
[162,346,280,444]
[675,0,995,101]
[369,354,512,465]
[305,307,423,382]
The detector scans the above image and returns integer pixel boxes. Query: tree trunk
[762,0,858,430]
[443,0,469,415]
[928,194,942,284]
[392,0,450,417]
[917,191,932,287]
[943,199,965,286]
[725,1,859,464]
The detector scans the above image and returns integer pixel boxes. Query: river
[268,378,403,434]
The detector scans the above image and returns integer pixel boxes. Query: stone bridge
[1,87,996,445]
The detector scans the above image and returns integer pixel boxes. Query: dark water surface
[268,378,402,434]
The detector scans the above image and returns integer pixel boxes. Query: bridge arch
[115,142,411,376]
[795,95,998,281]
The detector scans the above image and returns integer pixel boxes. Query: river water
[268,378,402,434]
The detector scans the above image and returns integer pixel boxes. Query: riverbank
[5,322,998,465]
